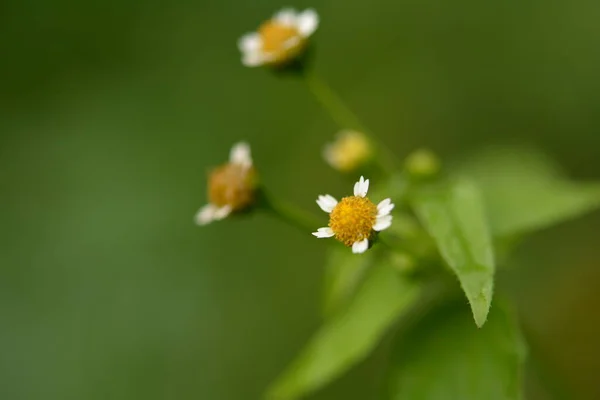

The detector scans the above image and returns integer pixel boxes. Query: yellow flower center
[258,20,306,65]
[326,131,372,172]
[329,196,377,247]
[209,163,257,211]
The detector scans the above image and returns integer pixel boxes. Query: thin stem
[260,189,322,233]
[303,71,397,172]
[305,72,368,133]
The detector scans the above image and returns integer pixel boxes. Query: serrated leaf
[388,301,526,400]
[411,179,495,327]
[322,245,373,318]
[267,263,420,400]
[457,146,600,237]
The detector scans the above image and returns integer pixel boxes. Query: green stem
[260,189,322,233]
[305,72,368,133]
[303,71,397,172]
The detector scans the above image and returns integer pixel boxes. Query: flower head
[323,130,373,172]
[195,142,257,225]
[312,176,394,253]
[238,8,319,67]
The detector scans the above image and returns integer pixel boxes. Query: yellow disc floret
[209,163,257,211]
[258,20,306,65]
[329,196,377,247]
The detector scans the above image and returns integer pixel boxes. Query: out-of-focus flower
[238,8,319,67]
[312,176,394,254]
[195,142,257,225]
[405,148,441,178]
[323,130,373,172]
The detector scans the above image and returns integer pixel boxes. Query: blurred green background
[1,0,600,398]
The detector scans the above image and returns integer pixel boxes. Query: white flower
[238,8,319,67]
[323,130,373,172]
[312,176,394,253]
[195,142,257,226]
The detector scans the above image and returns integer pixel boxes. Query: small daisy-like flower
[195,142,257,225]
[312,176,394,254]
[323,130,373,172]
[238,8,319,67]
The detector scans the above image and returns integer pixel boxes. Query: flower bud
[323,130,373,172]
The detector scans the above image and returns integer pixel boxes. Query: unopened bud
[323,130,373,172]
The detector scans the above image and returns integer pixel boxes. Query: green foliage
[411,179,495,327]
[387,301,526,400]
[3,0,600,397]
[267,263,420,400]
[268,146,600,399]
[457,147,600,237]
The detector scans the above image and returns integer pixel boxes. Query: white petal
[259,52,276,63]
[377,198,391,209]
[195,204,217,225]
[353,180,360,196]
[297,9,319,37]
[229,142,252,168]
[353,176,369,197]
[282,35,302,50]
[241,51,265,67]
[377,198,395,217]
[213,205,232,220]
[274,8,297,26]
[312,227,334,238]
[316,194,338,213]
[373,215,392,231]
[238,32,262,52]
[352,238,369,254]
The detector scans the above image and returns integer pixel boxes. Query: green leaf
[267,263,420,400]
[322,245,373,318]
[388,301,527,400]
[411,179,495,327]
[456,146,600,237]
